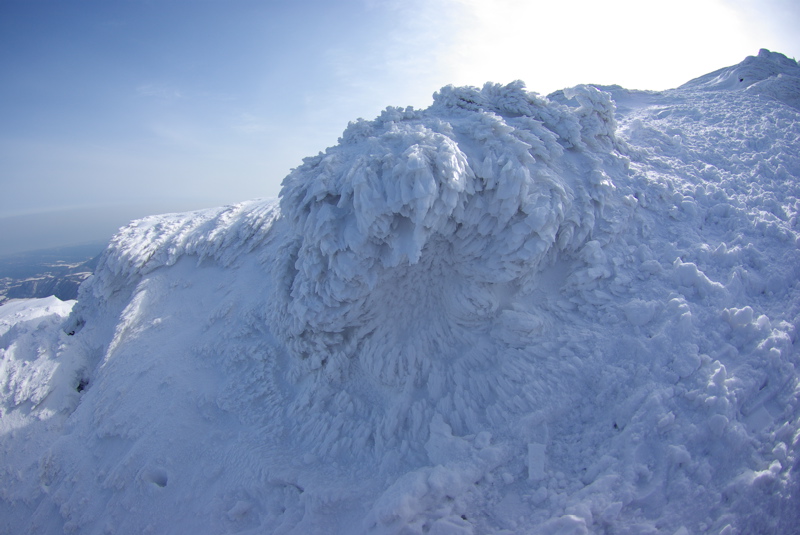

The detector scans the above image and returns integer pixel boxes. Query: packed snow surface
[2,50,800,534]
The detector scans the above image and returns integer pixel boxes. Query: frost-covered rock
[1,52,800,534]
[272,81,621,396]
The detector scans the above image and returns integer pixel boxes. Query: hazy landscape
[0,243,102,304]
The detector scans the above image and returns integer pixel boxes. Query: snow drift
[681,48,800,110]
[1,50,800,534]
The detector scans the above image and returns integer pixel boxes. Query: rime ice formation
[272,83,621,426]
[2,50,800,534]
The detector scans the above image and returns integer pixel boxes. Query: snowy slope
[1,50,799,534]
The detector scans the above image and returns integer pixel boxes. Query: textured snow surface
[2,50,800,534]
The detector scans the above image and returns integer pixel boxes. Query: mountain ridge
[1,51,799,534]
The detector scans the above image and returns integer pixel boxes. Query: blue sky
[1,0,798,254]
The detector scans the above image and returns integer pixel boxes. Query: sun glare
[442,0,754,94]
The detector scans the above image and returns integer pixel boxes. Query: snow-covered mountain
[0,244,101,304]
[1,50,799,534]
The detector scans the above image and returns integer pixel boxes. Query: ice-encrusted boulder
[271,81,626,392]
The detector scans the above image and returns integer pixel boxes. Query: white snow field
[1,49,799,534]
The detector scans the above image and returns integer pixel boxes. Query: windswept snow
[681,48,800,110]
[2,50,800,534]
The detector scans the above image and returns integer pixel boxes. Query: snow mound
[273,82,622,393]
[681,48,800,109]
[2,54,800,534]
[0,297,78,416]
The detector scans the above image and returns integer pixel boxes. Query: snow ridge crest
[681,48,800,109]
